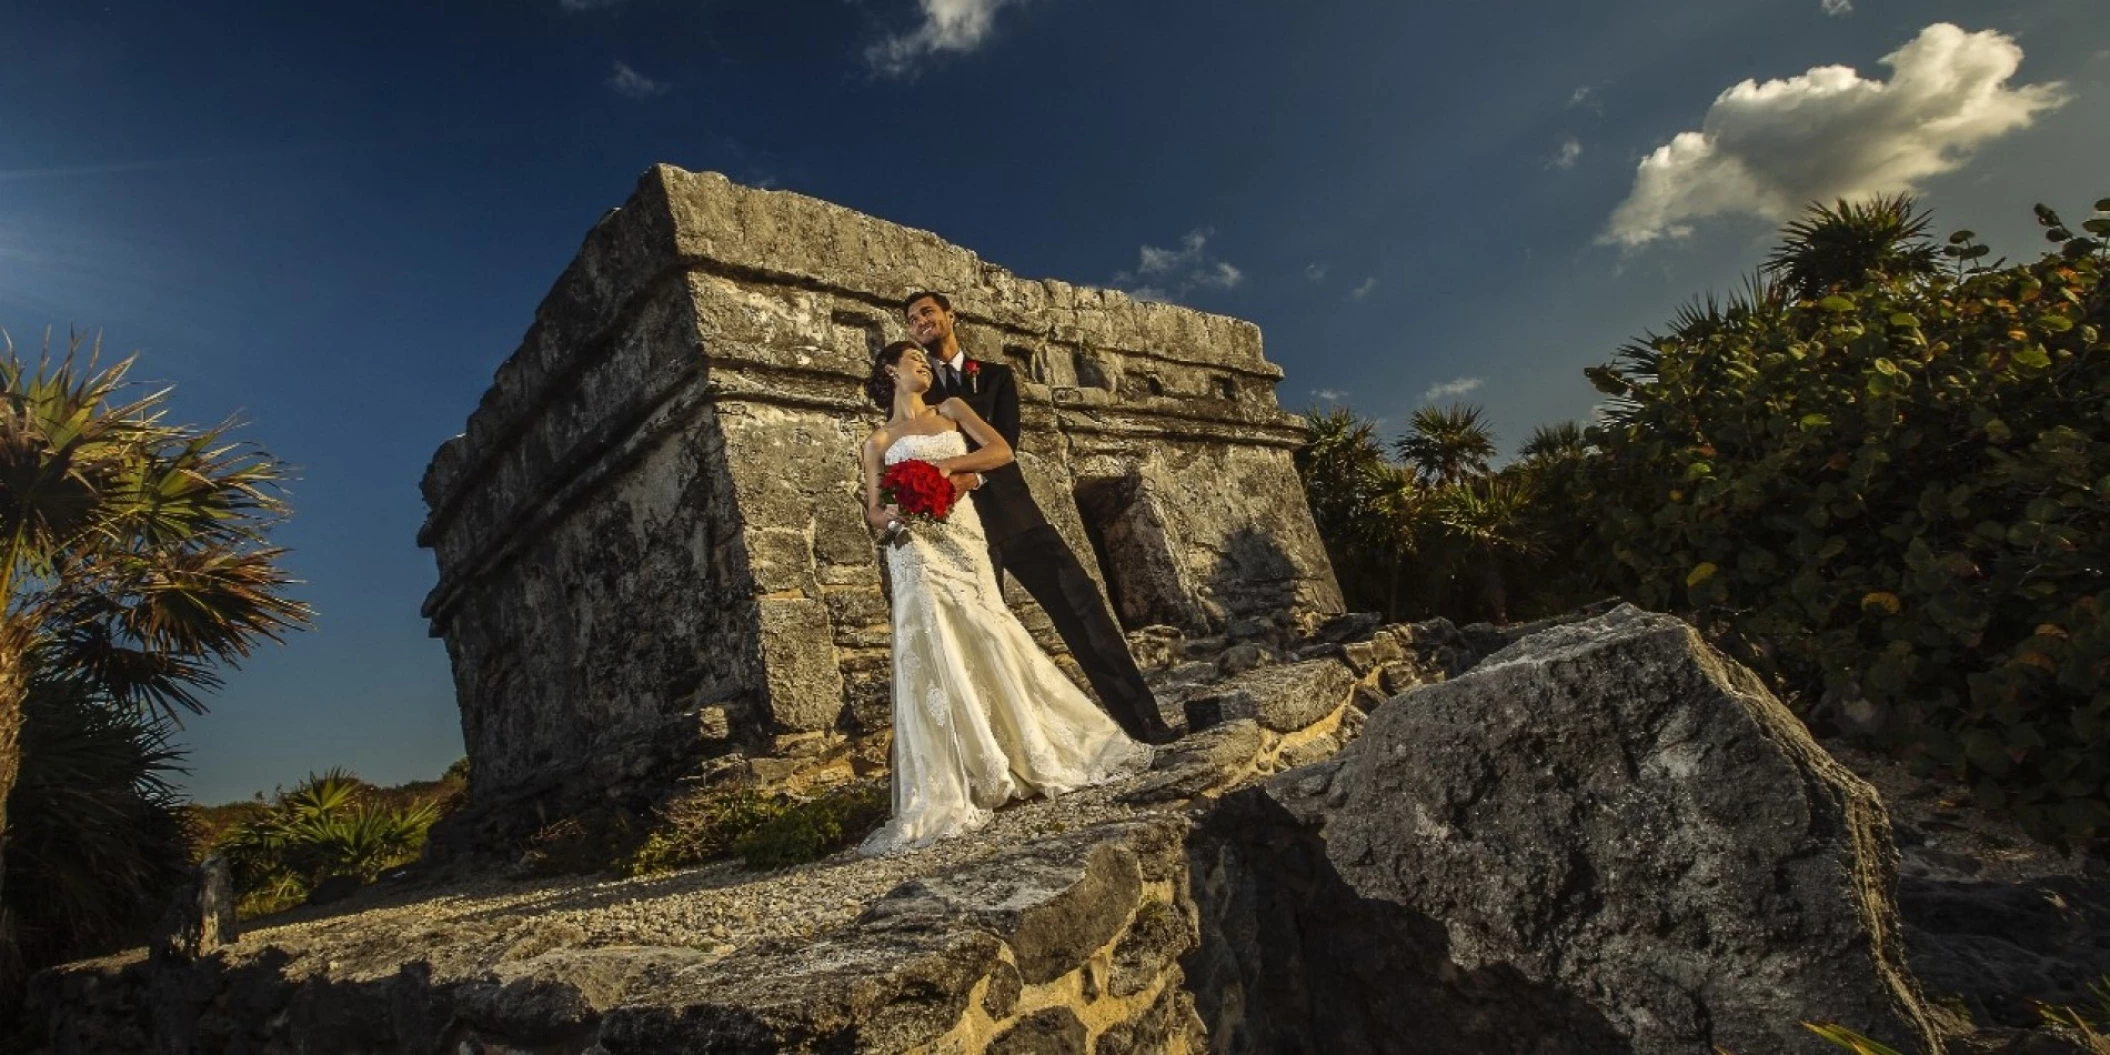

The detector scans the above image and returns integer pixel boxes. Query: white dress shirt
[933,350,983,489]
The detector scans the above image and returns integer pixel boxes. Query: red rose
[881,459,954,521]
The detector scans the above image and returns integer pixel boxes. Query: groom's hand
[947,472,979,497]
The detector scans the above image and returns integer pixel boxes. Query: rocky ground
[1836,742,2110,1045]
[82,778,1175,986]
[24,607,2110,1054]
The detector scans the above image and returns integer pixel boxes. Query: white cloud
[1602,23,2066,248]
[1422,377,1485,403]
[607,61,668,99]
[1821,0,1852,15]
[1114,229,1245,302]
[1551,136,1583,169]
[1349,277,1378,300]
[867,0,1023,78]
[1312,389,1346,403]
[1306,263,1328,283]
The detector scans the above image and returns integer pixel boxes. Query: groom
[903,291,1177,745]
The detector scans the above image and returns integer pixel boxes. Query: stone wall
[417,165,1341,815]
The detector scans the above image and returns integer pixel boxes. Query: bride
[857,340,1151,855]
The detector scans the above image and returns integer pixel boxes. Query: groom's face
[904,296,955,350]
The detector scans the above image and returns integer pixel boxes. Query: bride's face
[892,352,934,396]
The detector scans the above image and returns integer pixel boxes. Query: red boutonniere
[963,359,980,393]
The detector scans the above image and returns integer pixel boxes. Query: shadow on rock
[1903,873,2110,1029]
[1186,788,1628,1055]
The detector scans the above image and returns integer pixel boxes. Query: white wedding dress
[859,430,1152,856]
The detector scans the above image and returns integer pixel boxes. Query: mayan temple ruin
[416,165,1343,824]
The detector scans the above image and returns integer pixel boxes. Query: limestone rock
[1184,658,1354,733]
[986,1006,1088,1054]
[596,926,1006,1052]
[27,816,1201,1055]
[151,854,235,961]
[1193,604,1944,1055]
[860,827,1149,985]
[1118,719,1266,804]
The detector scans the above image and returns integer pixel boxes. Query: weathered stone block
[1185,658,1354,733]
[861,829,1148,985]
[754,597,843,733]
[988,1006,1087,1054]
[1109,900,1191,999]
[1118,719,1264,804]
[152,853,235,961]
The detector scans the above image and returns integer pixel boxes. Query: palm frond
[1763,194,1941,299]
[1395,403,1498,488]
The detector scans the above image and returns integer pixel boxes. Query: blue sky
[2,0,2103,802]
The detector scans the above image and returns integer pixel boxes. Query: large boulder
[1189,604,1943,1055]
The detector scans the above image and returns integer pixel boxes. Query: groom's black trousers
[992,525,1168,743]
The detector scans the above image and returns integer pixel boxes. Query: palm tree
[1365,463,1430,621]
[1762,194,1941,300]
[4,677,191,976]
[0,333,309,990]
[1395,403,1497,488]
[1518,421,1589,466]
[1297,407,1389,539]
[1430,474,1546,623]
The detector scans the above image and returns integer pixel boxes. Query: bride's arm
[935,398,1014,473]
[862,432,900,530]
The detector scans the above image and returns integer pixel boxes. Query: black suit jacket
[943,357,1049,542]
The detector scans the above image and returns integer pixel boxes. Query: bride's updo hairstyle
[866,340,924,410]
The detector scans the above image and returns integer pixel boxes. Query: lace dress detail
[859,430,1152,856]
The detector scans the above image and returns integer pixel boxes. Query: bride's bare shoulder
[864,427,892,453]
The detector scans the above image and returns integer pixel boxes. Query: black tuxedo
[932,353,1174,743]
[935,358,1045,542]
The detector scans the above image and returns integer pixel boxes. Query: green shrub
[214,769,445,917]
[515,805,648,878]
[617,780,891,876]
[1582,197,2110,844]
[618,787,782,877]
[732,781,890,871]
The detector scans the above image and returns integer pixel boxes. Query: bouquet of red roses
[877,459,954,546]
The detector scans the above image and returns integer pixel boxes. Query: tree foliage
[0,333,310,998]
[1582,195,2110,844]
[1762,193,1941,301]
[1298,194,2110,846]
[1297,403,1574,623]
[2,677,190,972]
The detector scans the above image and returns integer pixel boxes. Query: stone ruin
[416,164,1343,832]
